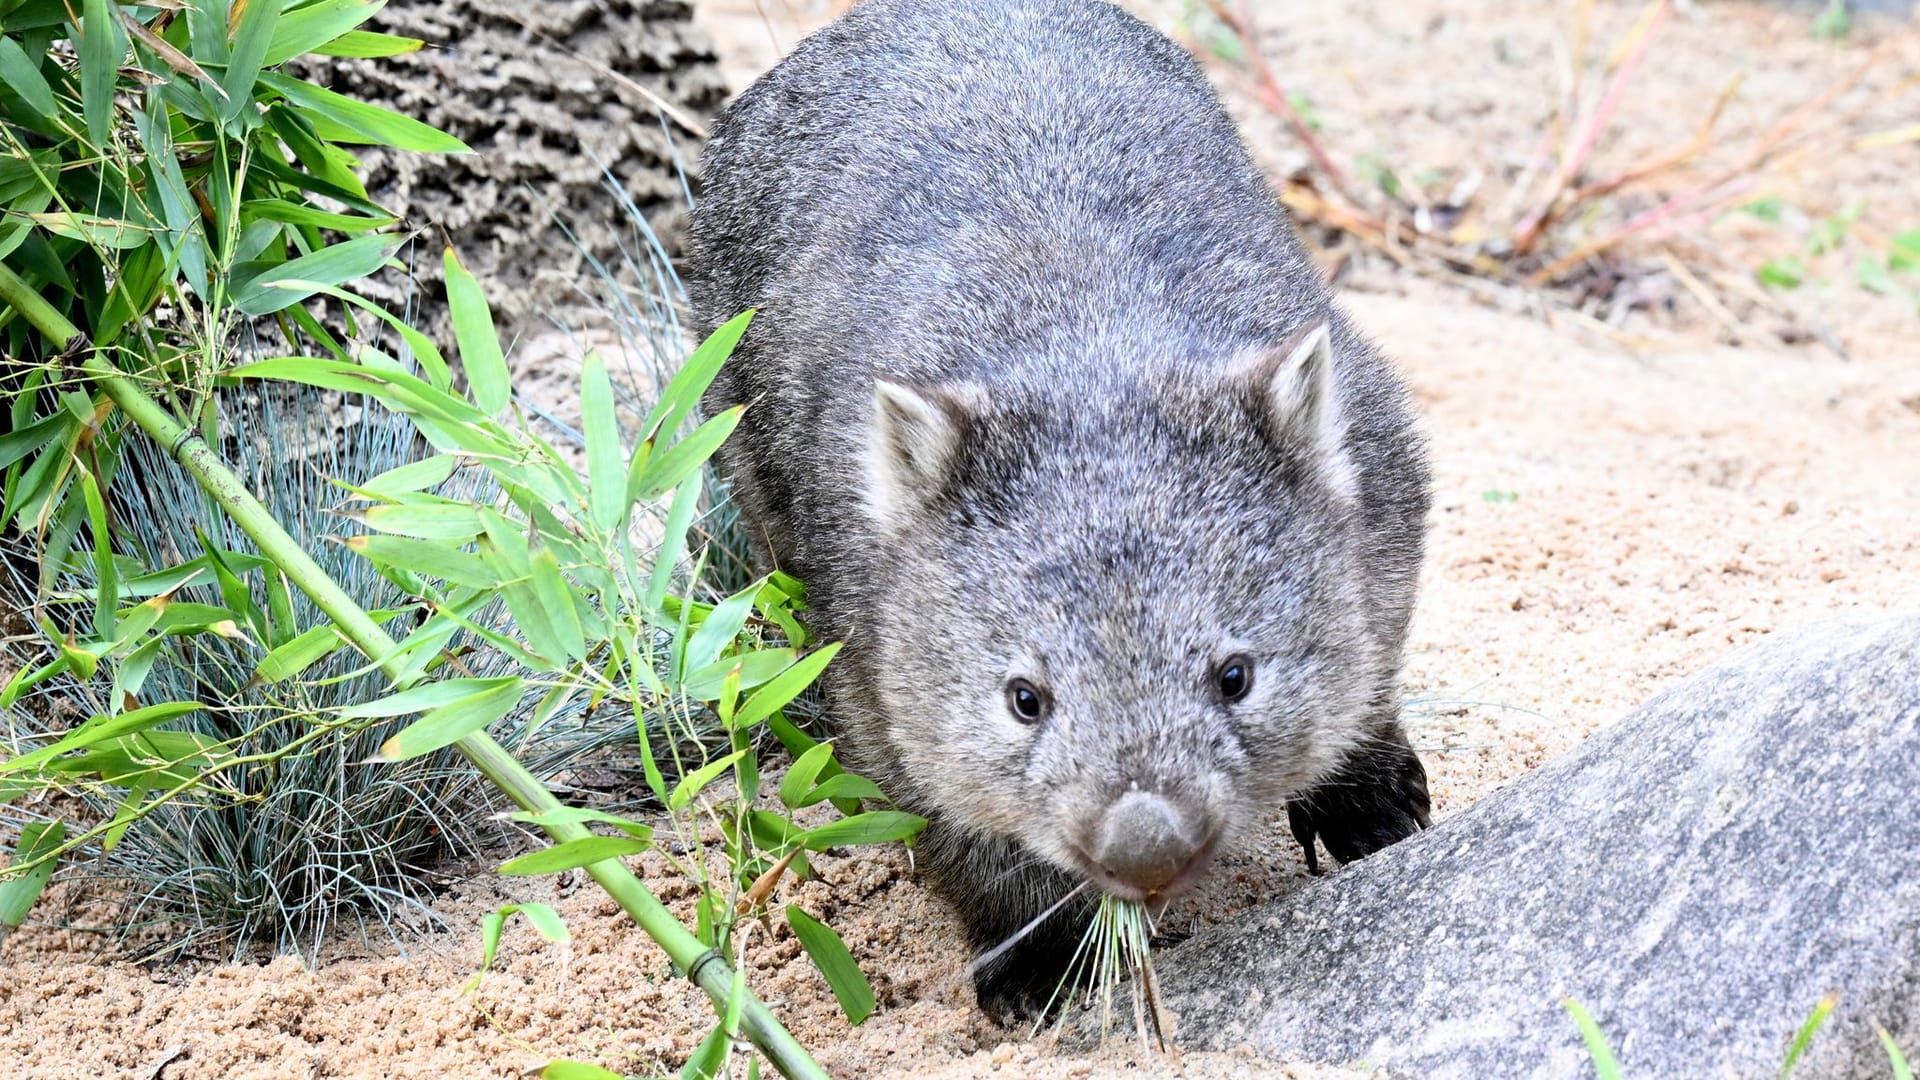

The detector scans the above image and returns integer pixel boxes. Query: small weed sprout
[1566,993,1915,1078]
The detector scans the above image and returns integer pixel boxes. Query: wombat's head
[858,320,1386,904]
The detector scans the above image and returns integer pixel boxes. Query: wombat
[688,0,1433,1014]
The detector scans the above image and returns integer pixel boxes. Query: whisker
[969,880,1091,975]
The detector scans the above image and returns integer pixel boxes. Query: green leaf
[337,676,520,719]
[644,310,754,441]
[477,901,569,974]
[28,212,156,249]
[1879,1026,1915,1080]
[646,472,704,613]
[257,71,470,152]
[0,37,57,121]
[1781,994,1836,1077]
[786,905,876,1025]
[1853,256,1901,297]
[263,0,384,66]
[507,807,654,842]
[0,820,64,930]
[528,548,586,663]
[344,535,497,589]
[79,0,127,150]
[794,772,886,808]
[443,248,509,414]
[801,811,926,851]
[633,407,743,502]
[541,1062,626,1080]
[254,624,346,684]
[1890,230,1920,274]
[0,413,72,473]
[682,648,796,702]
[312,30,425,58]
[732,643,842,732]
[778,741,838,811]
[1564,999,1625,1080]
[0,701,201,776]
[374,678,525,761]
[498,836,649,876]
[220,0,281,123]
[580,352,628,532]
[232,235,402,316]
[361,454,460,497]
[667,750,748,813]
[682,585,759,676]
[681,1024,729,1080]
[348,501,483,541]
[243,197,396,234]
[1758,256,1806,290]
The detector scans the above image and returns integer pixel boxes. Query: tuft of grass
[1569,994,1913,1079]
[1045,894,1169,1051]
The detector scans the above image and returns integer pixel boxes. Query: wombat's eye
[1006,679,1048,724]
[1216,656,1254,702]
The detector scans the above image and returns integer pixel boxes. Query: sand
[4,1,1918,1077]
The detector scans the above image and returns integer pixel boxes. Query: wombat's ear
[1238,319,1357,497]
[862,378,980,529]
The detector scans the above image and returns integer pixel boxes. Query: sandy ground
[5,1,1920,1078]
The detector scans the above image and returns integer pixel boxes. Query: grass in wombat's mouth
[1041,894,1170,1050]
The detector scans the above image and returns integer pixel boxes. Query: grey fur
[688,0,1433,1012]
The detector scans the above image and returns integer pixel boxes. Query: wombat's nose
[1091,791,1212,897]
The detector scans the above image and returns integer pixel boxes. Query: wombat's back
[689,0,1426,642]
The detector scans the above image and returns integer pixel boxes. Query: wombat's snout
[1087,790,1218,901]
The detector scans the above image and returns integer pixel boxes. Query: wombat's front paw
[1287,736,1432,874]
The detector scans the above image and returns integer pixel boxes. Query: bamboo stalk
[0,262,828,1080]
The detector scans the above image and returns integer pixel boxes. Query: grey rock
[1147,615,1920,1078]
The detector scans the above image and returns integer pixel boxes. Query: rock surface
[310,0,726,329]
[1145,615,1920,1078]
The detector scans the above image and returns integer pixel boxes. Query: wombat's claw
[1287,742,1432,872]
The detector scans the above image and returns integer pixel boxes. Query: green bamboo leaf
[681,1024,729,1080]
[0,701,200,776]
[28,213,155,249]
[0,414,71,473]
[82,471,115,641]
[646,472,704,613]
[794,772,885,809]
[312,29,423,58]
[79,0,126,150]
[528,548,586,662]
[644,310,754,441]
[344,534,497,589]
[361,454,460,497]
[257,71,470,153]
[347,501,483,541]
[681,584,759,677]
[0,820,65,931]
[263,0,384,66]
[443,248,509,414]
[232,234,400,316]
[580,352,626,532]
[219,0,280,123]
[785,905,876,1025]
[254,624,346,684]
[633,407,743,502]
[498,836,648,876]
[541,1062,625,1080]
[507,807,653,842]
[667,750,748,813]
[682,648,796,702]
[228,356,483,428]
[800,810,927,851]
[0,37,57,121]
[375,677,524,761]
[777,741,838,811]
[242,197,396,233]
[733,643,842,732]
[336,676,518,720]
